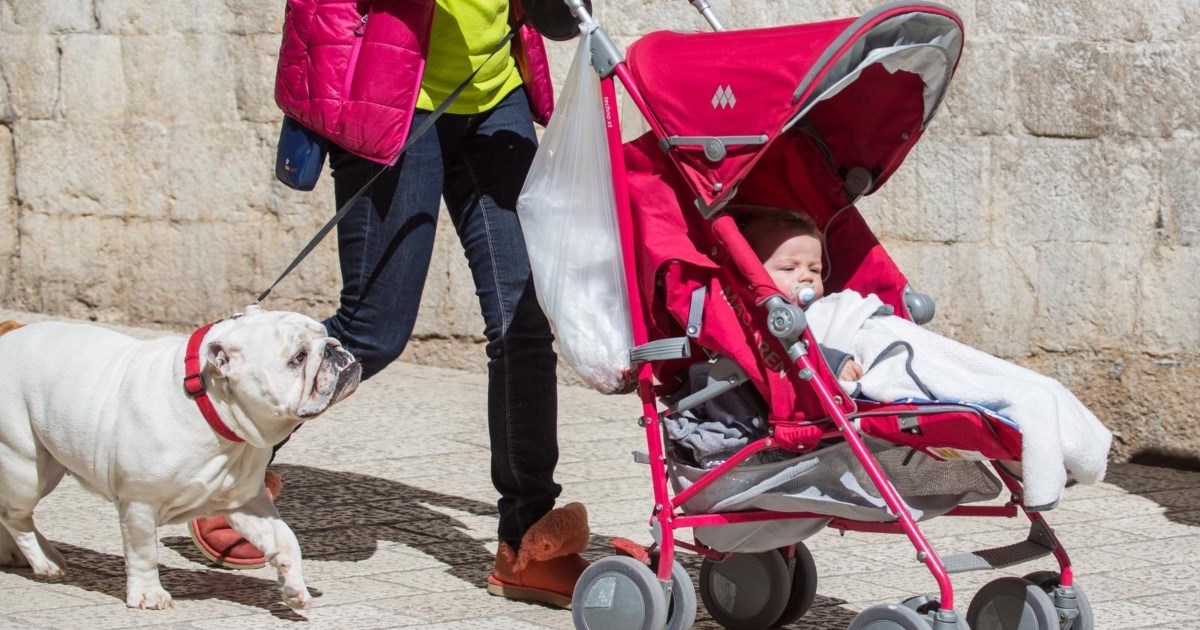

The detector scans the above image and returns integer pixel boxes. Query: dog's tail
[0,321,22,336]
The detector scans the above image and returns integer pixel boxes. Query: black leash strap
[255,18,527,305]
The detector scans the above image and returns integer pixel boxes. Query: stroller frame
[562,2,1086,628]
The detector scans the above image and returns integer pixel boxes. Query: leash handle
[255,18,527,305]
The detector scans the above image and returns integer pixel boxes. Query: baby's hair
[733,208,821,258]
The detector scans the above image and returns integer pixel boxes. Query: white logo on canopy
[711,85,736,109]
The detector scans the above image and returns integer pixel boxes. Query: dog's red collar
[184,322,244,443]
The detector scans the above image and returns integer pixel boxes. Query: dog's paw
[281,582,312,610]
[127,586,174,610]
[29,558,66,580]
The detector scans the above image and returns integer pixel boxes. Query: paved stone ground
[1,312,1198,629]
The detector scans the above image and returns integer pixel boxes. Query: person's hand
[839,359,864,382]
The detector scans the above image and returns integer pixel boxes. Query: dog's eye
[288,350,308,369]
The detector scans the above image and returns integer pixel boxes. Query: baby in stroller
[663,210,867,469]
[738,209,1112,511]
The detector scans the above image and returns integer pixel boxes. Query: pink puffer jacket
[275,0,554,164]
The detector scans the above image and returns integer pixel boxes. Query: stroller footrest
[942,541,1055,573]
[941,520,1057,574]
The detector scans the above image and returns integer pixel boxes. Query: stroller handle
[561,0,593,25]
[688,0,726,31]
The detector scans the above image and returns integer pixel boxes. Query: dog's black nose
[324,345,357,370]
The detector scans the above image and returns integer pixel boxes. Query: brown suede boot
[487,502,590,608]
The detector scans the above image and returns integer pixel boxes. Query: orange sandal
[187,470,282,570]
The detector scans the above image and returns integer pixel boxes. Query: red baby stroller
[535,2,1093,629]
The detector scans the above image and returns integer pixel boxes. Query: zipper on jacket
[342,14,368,99]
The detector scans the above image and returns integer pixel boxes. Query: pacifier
[793,283,817,306]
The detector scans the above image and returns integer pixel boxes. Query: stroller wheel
[848,602,935,629]
[572,556,668,630]
[967,576,1058,630]
[900,595,970,628]
[1023,571,1094,630]
[653,557,697,630]
[772,542,818,627]
[699,550,790,629]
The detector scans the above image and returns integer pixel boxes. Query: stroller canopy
[626,2,963,213]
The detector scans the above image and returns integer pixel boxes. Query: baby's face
[762,233,824,303]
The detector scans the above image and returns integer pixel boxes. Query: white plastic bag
[518,31,636,394]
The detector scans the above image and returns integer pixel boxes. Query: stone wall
[1,0,1197,462]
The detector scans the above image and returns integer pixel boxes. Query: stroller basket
[668,437,1002,553]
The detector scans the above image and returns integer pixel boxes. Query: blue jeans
[320,88,561,548]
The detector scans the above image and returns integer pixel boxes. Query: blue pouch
[275,116,330,191]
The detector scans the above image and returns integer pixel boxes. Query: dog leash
[254,18,528,305]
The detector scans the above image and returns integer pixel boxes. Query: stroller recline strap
[686,286,707,339]
[629,281,701,363]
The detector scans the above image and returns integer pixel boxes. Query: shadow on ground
[1103,448,1200,528]
[0,542,305,620]
[129,463,853,628]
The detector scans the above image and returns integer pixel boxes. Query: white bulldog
[0,306,360,610]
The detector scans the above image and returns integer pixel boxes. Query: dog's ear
[242,304,264,317]
[204,341,241,379]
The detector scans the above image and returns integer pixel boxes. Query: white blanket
[805,290,1111,510]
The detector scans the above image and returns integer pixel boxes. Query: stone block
[220,0,286,35]
[1032,241,1141,352]
[976,0,1200,42]
[0,34,59,120]
[148,122,279,222]
[242,213,340,317]
[0,122,11,201]
[989,137,1158,245]
[1161,139,1200,246]
[445,231,485,341]
[1028,353,1200,462]
[603,0,710,38]
[884,240,1037,358]
[865,135,991,243]
[231,33,282,123]
[0,62,8,122]
[60,34,126,120]
[1122,357,1200,460]
[1014,40,1114,138]
[412,214,456,339]
[0,0,95,33]
[939,38,1016,136]
[17,120,276,220]
[122,34,239,123]
[1139,246,1200,356]
[16,120,132,217]
[124,219,338,324]
[96,1,230,35]
[1109,43,1200,138]
[16,208,339,324]
[96,1,284,35]
[414,213,484,341]
[13,213,127,320]
[0,124,13,302]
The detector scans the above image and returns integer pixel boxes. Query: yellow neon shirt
[416,0,524,114]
